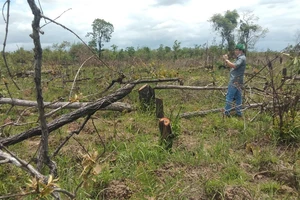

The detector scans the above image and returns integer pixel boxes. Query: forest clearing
[1,0,300,199]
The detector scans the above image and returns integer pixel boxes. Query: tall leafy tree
[209,10,239,55]
[86,18,114,58]
[238,11,268,54]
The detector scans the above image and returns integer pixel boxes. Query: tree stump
[282,68,287,77]
[138,84,155,110]
[155,98,164,118]
[158,117,174,150]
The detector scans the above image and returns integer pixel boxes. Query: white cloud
[0,0,299,52]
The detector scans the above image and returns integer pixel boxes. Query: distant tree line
[4,11,300,70]
[4,41,226,67]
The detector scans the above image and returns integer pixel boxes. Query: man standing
[222,44,246,117]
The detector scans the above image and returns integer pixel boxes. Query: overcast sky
[0,0,299,52]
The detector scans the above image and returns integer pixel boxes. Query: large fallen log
[0,98,133,112]
[0,83,136,146]
[179,103,265,118]
[153,85,270,93]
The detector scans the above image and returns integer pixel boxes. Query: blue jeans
[224,83,242,116]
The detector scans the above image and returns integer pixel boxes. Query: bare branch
[69,55,95,100]
[92,118,106,159]
[1,0,21,90]
[40,8,72,29]
[40,14,112,70]
[0,98,133,111]
[0,83,136,146]
[132,78,182,84]
[0,146,75,199]
[179,103,265,119]
[0,191,36,199]
[1,1,8,23]
[51,113,94,158]
[0,146,45,179]
[154,85,227,90]
[53,188,75,199]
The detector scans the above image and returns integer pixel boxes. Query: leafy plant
[26,175,59,199]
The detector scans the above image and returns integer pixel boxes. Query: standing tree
[209,10,239,56]
[172,40,181,61]
[238,11,268,54]
[86,18,114,58]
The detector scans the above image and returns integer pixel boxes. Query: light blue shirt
[229,54,246,85]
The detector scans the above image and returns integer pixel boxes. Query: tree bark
[28,0,51,172]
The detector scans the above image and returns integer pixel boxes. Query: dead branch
[0,97,133,111]
[154,85,227,90]
[244,55,279,85]
[0,148,44,179]
[51,113,94,158]
[0,191,36,199]
[180,100,300,119]
[0,147,75,199]
[28,0,53,172]
[1,0,20,90]
[69,55,95,100]
[132,78,182,85]
[179,108,223,118]
[0,83,136,146]
[40,8,72,29]
[40,14,111,71]
[179,103,265,118]
[282,76,300,81]
[15,70,53,77]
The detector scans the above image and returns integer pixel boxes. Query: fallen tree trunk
[15,70,53,77]
[0,83,136,146]
[154,85,227,90]
[282,76,300,81]
[153,85,269,93]
[132,78,181,84]
[179,103,265,118]
[0,98,133,112]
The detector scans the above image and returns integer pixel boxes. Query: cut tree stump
[155,98,164,118]
[138,84,155,110]
[159,117,174,150]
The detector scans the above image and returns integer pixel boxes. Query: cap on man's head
[235,43,245,51]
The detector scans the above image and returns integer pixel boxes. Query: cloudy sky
[0,0,299,52]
